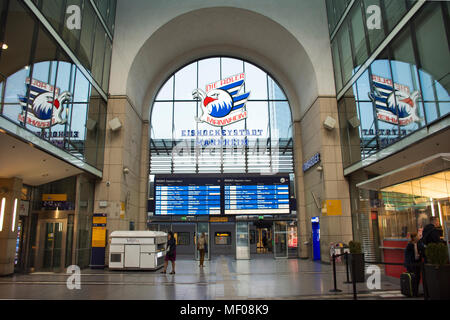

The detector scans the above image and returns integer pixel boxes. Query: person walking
[162,231,176,274]
[404,232,423,297]
[197,232,206,268]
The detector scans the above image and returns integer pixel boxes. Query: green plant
[426,243,449,266]
[349,241,362,254]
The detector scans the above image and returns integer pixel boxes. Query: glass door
[274,221,288,259]
[37,219,67,272]
[236,222,250,259]
[195,222,210,261]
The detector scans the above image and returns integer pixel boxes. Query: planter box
[349,253,365,283]
[424,264,450,300]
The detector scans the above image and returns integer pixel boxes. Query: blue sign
[303,153,320,172]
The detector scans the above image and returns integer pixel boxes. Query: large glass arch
[149,57,294,174]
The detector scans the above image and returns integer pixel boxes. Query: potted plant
[348,241,365,283]
[424,243,450,300]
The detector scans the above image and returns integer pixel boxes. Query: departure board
[224,176,290,215]
[153,175,291,215]
[154,177,221,215]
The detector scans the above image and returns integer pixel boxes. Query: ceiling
[0,131,83,186]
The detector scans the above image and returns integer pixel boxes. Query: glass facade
[0,0,115,170]
[338,2,450,168]
[150,57,294,175]
[328,0,418,93]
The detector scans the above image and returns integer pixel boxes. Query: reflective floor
[0,256,418,300]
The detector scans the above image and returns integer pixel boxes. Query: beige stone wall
[0,178,23,275]
[294,97,352,263]
[94,96,148,259]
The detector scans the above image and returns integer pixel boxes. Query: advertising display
[154,175,290,216]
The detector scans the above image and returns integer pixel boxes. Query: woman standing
[162,231,176,274]
[197,232,206,267]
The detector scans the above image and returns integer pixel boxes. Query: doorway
[35,218,68,272]
[252,221,273,256]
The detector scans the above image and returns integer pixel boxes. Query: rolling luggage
[400,272,416,297]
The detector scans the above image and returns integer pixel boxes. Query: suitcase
[400,272,416,297]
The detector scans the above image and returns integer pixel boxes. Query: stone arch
[124,6,321,122]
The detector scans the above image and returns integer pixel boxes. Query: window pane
[174,62,196,100]
[41,0,64,32]
[79,2,96,70]
[331,40,343,92]
[173,102,196,140]
[92,22,106,85]
[363,0,385,52]
[102,39,112,93]
[268,76,287,101]
[244,62,267,99]
[151,102,173,139]
[338,22,353,84]
[384,0,407,32]
[221,58,244,80]
[198,58,220,94]
[390,28,425,131]
[415,3,450,102]
[62,0,82,52]
[350,1,368,68]
[155,76,173,101]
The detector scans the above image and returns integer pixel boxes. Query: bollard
[343,252,351,284]
[330,254,342,293]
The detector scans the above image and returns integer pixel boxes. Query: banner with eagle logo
[192,73,251,127]
[18,78,72,129]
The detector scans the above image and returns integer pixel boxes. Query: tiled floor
[0,255,419,300]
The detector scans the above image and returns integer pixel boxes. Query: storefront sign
[42,194,67,201]
[18,78,72,129]
[369,75,422,126]
[192,72,251,127]
[303,153,320,172]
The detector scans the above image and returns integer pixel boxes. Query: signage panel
[154,175,291,216]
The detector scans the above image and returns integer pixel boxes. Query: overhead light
[0,198,5,232]
[1,43,8,50]
[12,199,17,232]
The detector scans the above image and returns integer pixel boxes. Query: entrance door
[274,221,288,259]
[36,219,67,272]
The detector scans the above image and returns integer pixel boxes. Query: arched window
[150,57,294,174]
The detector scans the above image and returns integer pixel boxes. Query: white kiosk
[108,231,167,270]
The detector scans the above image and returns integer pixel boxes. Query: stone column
[93,96,147,260]
[0,178,23,275]
[293,121,308,259]
[299,97,352,263]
